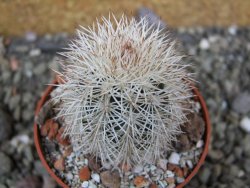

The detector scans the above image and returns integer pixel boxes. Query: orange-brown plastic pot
[34,81,211,188]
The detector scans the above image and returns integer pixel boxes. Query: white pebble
[176,177,185,183]
[167,184,176,188]
[228,25,237,35]
[168,152,180,165]
[81,181,89,188]
[199,38,210,50]
[102,161,112,169]
[157,159,168,170]
[240,117,250,133]
[186,160,193,169]
[91,173,100,183]
[158,180,165,188]
[196,140,204,148]
[133,165,143,173]
[66,173,73,180]
[150,165,157,172]
[88,181,97,188]
[29,49,41,56]
[166,170,175,177]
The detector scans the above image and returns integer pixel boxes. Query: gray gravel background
[0,25,250,188]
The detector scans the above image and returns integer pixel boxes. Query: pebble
[66,173,73,180]
[81,181,89,188]
[133,165,144,174]
[79,166,91,181]
[196,140,204,148]
[0,152,12,175]
[0,109,12,142]
[176,177,185,183]
[186,160,193,169]
[16,176,42,188]
[157,159,168,170]
[91,173,100,183]
[198,168,211,184]
[29,49,41,56]
[199,38,210,50]
[88,157,101,172]
[25,32,37,42]
[54,157,65,171]
[168,152,180,165]
[232,92,250,114]
[228,25,237,35]
[240,117,250,133]
[100,170,121,188]
[133,176,150,188]
[89,181,97,188]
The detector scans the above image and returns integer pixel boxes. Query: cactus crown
[51,15,193,168]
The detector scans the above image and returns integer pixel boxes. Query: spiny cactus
[51,15,193,168]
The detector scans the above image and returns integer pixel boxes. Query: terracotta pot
[34,81,211,188]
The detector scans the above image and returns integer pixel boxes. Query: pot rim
[34,80,211,188]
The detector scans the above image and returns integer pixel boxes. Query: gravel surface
[0,25,250,188]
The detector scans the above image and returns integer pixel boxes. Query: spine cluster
[51,15,193,168]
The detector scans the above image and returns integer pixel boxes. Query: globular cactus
[51,15,193,168]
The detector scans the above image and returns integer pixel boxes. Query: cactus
[51,15,193,168]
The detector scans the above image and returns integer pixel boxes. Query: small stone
[56,127,70,146]
[167,184,176,188]
[29,49,41,56]
[150,165,157,172]
[175,167,184,178]
[40,121,50,137]
[81,181,89,188]
[102,161,112,170]
[168,152,180,165]
[149,182,157,188]
[176,177,185,183]
[228,25,237,35]
[100,170,121,188]
[232,92,250,114]
[16,176,42,188]
[183,167,189,177]
[91,173,100,183]
[66,173,73,181]
[166,177,175,184]
[186,160,193,169]
[63,147,73,157]
[175,134,192,152]
[88,181,97,188]
[240,117,250,133]
[54,157,65,171]
[183,113,205,143]
[0,110,12,142]
[88,156,101,172]
[10,57,19,71]
[198,167,211,184]
[79,166,91,181]
[166,170,175,177]
[133,176,150,188]
[42,175,57,188]
[199,38,210,50]
[25,32,37,42]
[196,140,204,148]
[133,165,144,174]
[0,152,12,175]
[157,159,168,170]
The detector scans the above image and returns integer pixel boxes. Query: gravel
[0,152,12,176]
[0,19,250,187]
